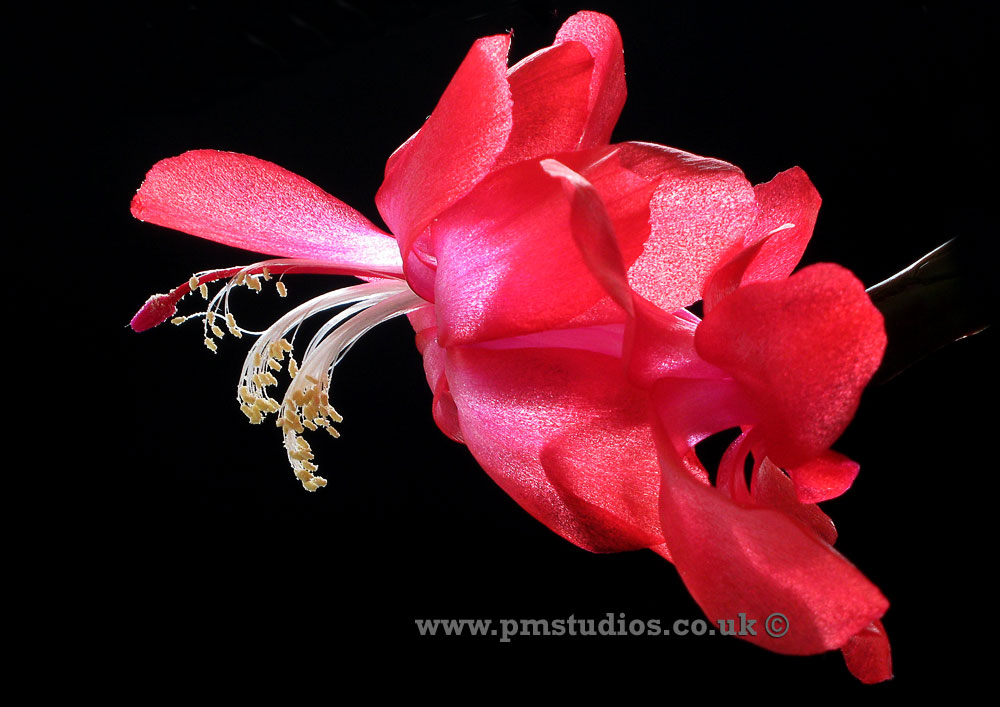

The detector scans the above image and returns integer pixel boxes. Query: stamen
[130,257,404,333]
[134,259,424,493]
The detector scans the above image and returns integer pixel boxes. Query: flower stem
[866,238,993,384]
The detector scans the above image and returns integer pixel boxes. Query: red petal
[625,297,727,389]
[554,142,755,324]
[626,146,758,313]
[541,158,634,313]
[701,169,820,313]
[375,34,513,277]
[701,237,769,314]
[651,377,756,453]
[741,167,822,284]
[655,421,888,655]
[433,146,658,346]
[131,150,403,273]
[752,458,838,545]
[787,450,860,504]
[716,430,754,506]
[554,11,626,148]
[446,345,663,552]
[409,306,463,442]
[842,620,893,684]
[495,41,594,170]
[695,263,886,467]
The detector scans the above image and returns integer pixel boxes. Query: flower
[131,11,890,682]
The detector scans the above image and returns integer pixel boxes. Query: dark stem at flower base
[867,237,994,385]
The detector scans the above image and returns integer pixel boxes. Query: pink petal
[716,429,755,506]
[558,142,756,321]
[701,168,820,313]
[625,297,727,389]
[655,421,888,655]
[651,377,756,453]
[786,451,860,504]
[701,237,769,314]
[494,41,594,170]
[409,306,463,442]
[446,345,664,553]
[541,158,634,314]
[554,11,626,148]
[375,34,513,279]
[752,458,838,545]
[473,323,625,359]
[131,150,403,274]
[625,146,758,313]
[433,146,656,346]
[695,263,886,468]
[401,245,438,303]
[741,167,822,284]
[841,620,893,684]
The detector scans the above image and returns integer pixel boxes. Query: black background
[31,0,994,695]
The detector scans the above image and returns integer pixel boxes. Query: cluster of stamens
[141,259,424,492]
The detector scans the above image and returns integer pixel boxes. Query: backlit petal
[554,11,626,148]
[695,264,886,467]
[786,451,860,504]
[447,345,663,552]
[131,150,403,274]
[376,34,513,278]
[741,167,822,284]
[433,146,656,346]
[841,621,893,684]
[655,421,888,655]
[625,145,758,313]
[752,458,838,545]
[495,41,594,169]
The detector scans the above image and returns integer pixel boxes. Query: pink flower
[131,11,890,682]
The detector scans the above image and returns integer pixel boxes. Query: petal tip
[129,190,147,221]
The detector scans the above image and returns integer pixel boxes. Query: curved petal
[410,306,463,442]
[131,150,404,274]
[716,429,755,506]
[625,144,758,313]
[446,345,663,553]
[375,34,513,276]
[786,451,860,504]
[554,11,626,148]
[625,297,727,388]
[655,419,888,655]
[701,169,820,313]
[473,323,625,359]
[752,458,838,545]
[433,146,658,346]
[695,263,886,468]
[541,158,634,314]
[741,167,822,284]
[651,377,756,454]
[494,41,594,170]
[702,237,769,314]
[841,620,893,684]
